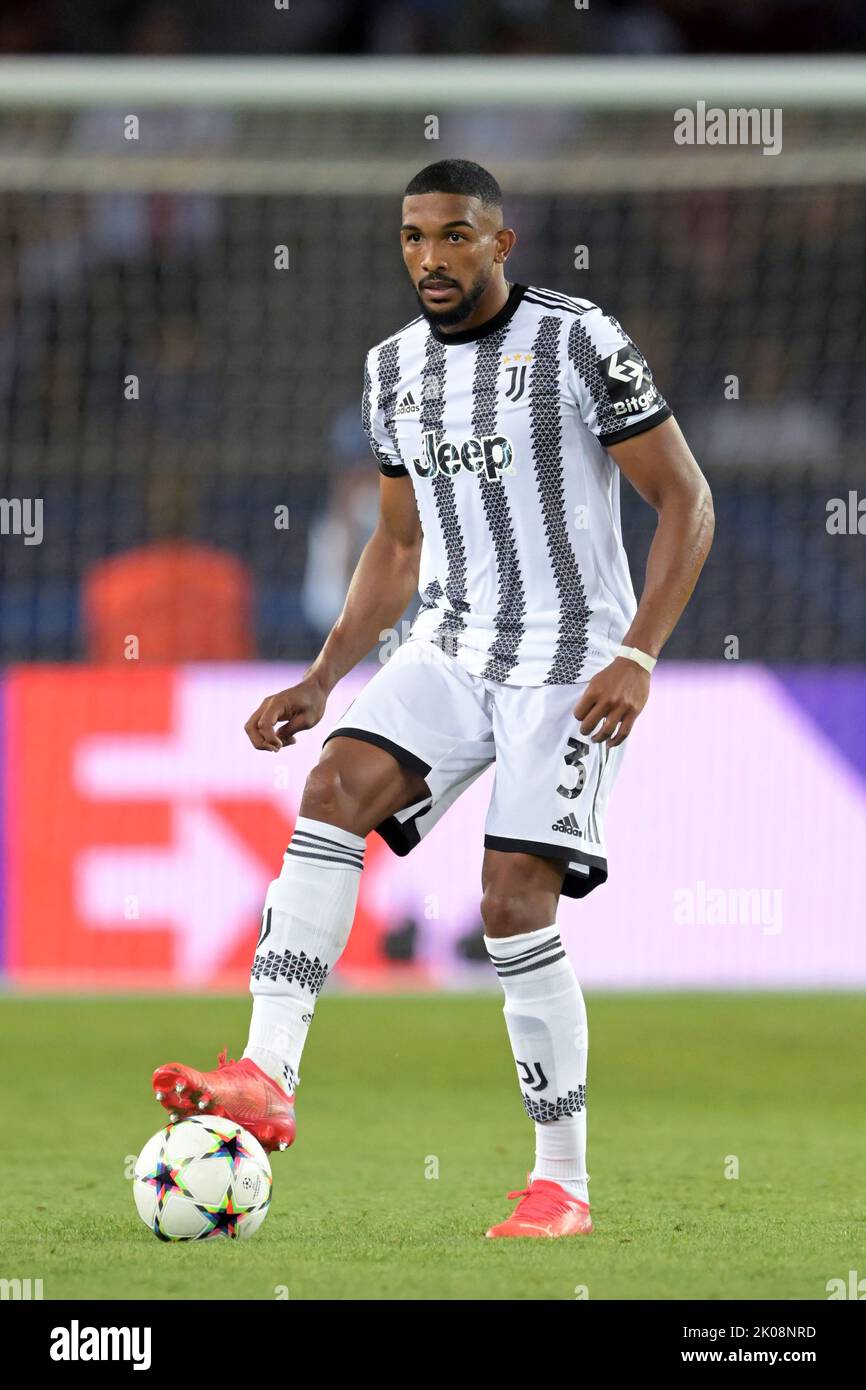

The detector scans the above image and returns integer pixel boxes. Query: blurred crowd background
[0,0,864,669]
[3,0,866,57]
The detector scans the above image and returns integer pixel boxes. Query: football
[133,1115,272,1241]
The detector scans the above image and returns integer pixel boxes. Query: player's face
[400,193,505,328]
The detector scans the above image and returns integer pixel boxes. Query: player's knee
[300,759,356,826]
[480,888,540,939]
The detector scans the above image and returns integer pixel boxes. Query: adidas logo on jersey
[551,812,583,837]
[395,391,418,416]
[411,429,516,481]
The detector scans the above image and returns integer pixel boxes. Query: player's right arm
[244,472,422,752]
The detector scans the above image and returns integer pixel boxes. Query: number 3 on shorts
[556,736,590,801]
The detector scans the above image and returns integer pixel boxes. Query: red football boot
[152,1049,296,1153]
[486,1177,593,1238]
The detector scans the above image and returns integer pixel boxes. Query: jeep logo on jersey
[603,346,658,418]
[411,430,516,481]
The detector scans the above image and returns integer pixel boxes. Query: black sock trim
[291,829,364,864]
[285,846,363,872]
[486,934,561,968]
[495,950,567,977]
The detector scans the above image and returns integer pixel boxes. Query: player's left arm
[574,415,714,746]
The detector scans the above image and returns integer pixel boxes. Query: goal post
[1,55,865,108]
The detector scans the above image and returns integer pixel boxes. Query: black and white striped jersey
[361,282,671,686]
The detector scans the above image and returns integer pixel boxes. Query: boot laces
[506,1181,581,1223]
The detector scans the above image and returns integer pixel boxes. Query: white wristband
[615,644,657,673]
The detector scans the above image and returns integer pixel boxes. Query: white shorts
[325,639,625,899]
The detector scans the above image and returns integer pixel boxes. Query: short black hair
[404,159,503,214]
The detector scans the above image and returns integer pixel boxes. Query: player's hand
[573,656,650,747]
[244,674,328,752]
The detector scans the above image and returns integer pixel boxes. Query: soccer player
[153,159,714,1238]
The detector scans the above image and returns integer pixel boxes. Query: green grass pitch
[3,992,864,1301]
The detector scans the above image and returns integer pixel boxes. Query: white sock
[243,816,365,1093]
[484,924,590,1206]
[532,1116,589,1204]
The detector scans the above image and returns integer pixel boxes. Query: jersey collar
[427,282,527,345]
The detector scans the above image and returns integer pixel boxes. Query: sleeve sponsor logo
[603,347,659,416]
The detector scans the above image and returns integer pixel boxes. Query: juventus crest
[502,352,533,402]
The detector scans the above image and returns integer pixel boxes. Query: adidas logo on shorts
[395,390,418,416]
[551,812,582,837]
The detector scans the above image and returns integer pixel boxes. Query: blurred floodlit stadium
[0,1,864,993]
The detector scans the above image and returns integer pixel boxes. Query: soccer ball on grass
[133,1114,272,1241]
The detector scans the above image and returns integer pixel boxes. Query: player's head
[401,159,516,328]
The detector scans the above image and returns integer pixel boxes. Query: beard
[415,269,491,328]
